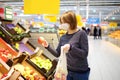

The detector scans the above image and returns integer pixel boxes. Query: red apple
[38,37,45,44]
[34,75,40,80]
[30,70,34,75]
[1,74,8,79]
[39,76,45,80]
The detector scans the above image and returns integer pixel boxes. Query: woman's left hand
[62,44,70,53]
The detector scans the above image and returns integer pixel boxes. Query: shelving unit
[0,19,58,80]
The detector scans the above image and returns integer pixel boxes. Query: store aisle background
[88,36,120,80]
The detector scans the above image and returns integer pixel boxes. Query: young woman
[41,11,90,80]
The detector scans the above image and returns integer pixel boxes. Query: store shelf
[106,36,120,48]
[13,60,46,80]
[26,58,57,79]
[0,38,18,62]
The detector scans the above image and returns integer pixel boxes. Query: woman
[41,11,90,80]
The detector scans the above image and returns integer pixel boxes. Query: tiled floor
[88,37,120,80]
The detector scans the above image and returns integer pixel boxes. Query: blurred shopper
[93,26,98,39]
[82,27,87,34]
[98,26,102,39]
[86,27,91,35]
[40,11,90,80]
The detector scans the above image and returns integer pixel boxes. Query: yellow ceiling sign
[76,15,83,27]
[44,15,57,22]
[77,22,83,27]
[24,0,60,14]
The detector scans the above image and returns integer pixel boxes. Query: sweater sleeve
[69,31,89,59]
[45,38,62,57]
[45,45,59,57]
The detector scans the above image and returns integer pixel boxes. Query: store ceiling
[1,0,120,22]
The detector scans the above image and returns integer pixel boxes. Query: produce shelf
[0,38,18,62]
[13,56,46,80]
[26,58,57,79]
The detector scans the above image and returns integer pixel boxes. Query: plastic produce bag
[54,47,68,80]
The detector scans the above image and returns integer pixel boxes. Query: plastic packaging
[54,47,68,80]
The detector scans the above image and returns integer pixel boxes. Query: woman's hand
[62,44,70,53]
[38,37,48,48]
[41,40,48,48]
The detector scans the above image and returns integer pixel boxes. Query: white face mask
[59,23,69,30]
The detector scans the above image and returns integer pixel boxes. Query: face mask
[59,23,69,30]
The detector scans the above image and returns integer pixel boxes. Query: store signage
[0,8,4,13]
[76,15,83,27]
[109,22,117,28]
[100,21,109,26]
[5,7,13,20]
[87,18,100,24]
[44,15,57,22]
[24,0,60,14]
[0,8,4,18]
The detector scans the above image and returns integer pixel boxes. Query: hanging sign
[24,0,60,14]
[87,18,100,24]
[44,15,57,22]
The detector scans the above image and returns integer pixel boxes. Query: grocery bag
[54,47,68,80]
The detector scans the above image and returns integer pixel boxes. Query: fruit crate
[26,53,57,79]
[14,41,38,55]
[0,24,13,44]
[0,58,24,80]
[0,20,30,43]
[1,19,26,34]
[12,54,46,80]
[0,38,18,62]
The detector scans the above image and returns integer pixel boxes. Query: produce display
[0,72,2,77]
[14,42,34,55]
[14,64,45,80]
[0,18,57,79]
[31,57,52,72]
[108,30,120,39]
[0,47,13,62]
[13,26,24,34]
[30,27,57,33]
[0,38,18,62]
[0,73,8,79]
[0,31,5,38]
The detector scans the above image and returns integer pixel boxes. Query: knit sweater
[46,30,89,72]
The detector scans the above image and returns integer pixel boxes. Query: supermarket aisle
[88,37,120,80]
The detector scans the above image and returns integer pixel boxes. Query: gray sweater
[46,30,89,73]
